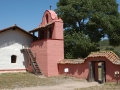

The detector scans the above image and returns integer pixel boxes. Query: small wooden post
[114,71,119,85]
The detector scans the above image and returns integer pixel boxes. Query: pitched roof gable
[85,51,120,65]
[0,25,34,37]
[58,51,120,65]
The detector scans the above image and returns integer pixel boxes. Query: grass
[1,72,120,90]
[74,82,120,90]
[0,72,82,89]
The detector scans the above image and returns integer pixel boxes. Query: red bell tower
[29,10,64,77]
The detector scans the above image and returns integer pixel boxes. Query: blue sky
[0,0,59,31]
[0,0,120,31]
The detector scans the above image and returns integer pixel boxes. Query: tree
[64,30,99,58]
[55,0,92,32]
[55,0,120,45]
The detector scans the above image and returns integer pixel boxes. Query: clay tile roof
[85,51,120,65]
[29,22,54,32]
[58,59,85,64]
[58,51,120,65]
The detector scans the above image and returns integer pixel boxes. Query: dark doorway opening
[88,61,106,83]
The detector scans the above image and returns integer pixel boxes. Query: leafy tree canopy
[64,30,99,58]
[55,0,120,46]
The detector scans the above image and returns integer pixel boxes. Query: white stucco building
[0,25,33,72]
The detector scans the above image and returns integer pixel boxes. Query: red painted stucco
[40,10,62,27]
[52,21,63,39]
[31,40,48,76]
[39,10,63,40]
[31,39,64,77]
[58,63,88,79]
[30,10,64,77]
[47,39,64,76]
[58,57,120,82]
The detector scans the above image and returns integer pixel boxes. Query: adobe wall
[0,29,33,71]
[30,10,64,77]
[30,40,48,76]
[58,57,120,82]
[31,39,64,77]
[58,63,88,79]
[53,21,63,39]
[40,10,63,40]
[87,57,120,82]
[47,39,64,76]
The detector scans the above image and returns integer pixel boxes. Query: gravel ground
[13,80,100,90]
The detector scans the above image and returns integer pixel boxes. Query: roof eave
[0,25,36,38]
[29,22,55,33]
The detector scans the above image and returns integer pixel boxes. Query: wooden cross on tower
[50,5,52,10]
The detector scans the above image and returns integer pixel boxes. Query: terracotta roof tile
[59,51,120,65]
[85,51,120,65]
[58,59,85,64]
[29,22,54,32]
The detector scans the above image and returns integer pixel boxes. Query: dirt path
[14,81,101,90]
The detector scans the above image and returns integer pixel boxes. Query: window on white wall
[11,55,17,63]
